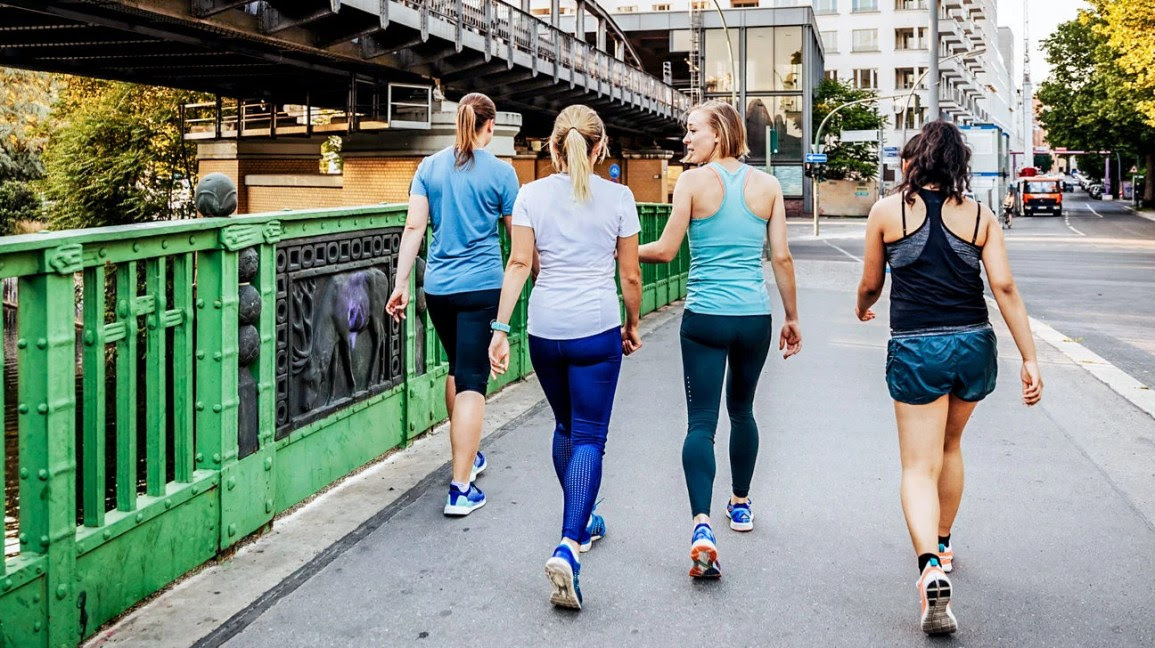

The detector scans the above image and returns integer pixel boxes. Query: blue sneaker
[443,483,486,516]
[470,451,487,481]
[579,511,606,553]
[689,523,721,579]
[544,543,583,609]
[725,499,754,532]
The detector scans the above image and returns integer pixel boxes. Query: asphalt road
[788,190,1155,387]
[213,260,1155,648]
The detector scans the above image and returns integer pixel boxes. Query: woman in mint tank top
[639,100,802,579]
[386,93,520,518]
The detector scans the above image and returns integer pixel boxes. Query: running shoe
[938,541,954,573]
[917,558,958,635]
[688,523,721,579]
[725,499,754,532]
[544,543,583,609]
[470,451,487,481]
[443,483,486,516]
[579,511,606,553]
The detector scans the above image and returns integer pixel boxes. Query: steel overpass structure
[0,0,691,137]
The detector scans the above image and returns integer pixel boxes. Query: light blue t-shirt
[410,147,519,295]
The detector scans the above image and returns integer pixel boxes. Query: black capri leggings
[424,289,500,395]
[680,309,774,517]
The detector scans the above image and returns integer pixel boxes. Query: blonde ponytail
[453,93,497,168]
[549,105,607,203]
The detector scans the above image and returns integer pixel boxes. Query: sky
[997,0,1091,84]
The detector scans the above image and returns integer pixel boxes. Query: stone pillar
[339,110,523,205]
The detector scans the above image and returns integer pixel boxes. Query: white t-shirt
[512,173,641,340]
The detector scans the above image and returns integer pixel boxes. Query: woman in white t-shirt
[488,105,642,611]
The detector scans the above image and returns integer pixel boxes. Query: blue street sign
[609,163,621,180]
[805,153,828,164]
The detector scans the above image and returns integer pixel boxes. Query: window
[895,27,928,50]
[731,0,760,6]
[820,30,838,53]
[704,29,740,93]
[618,5,638,11]
[852,68,877,90]
[851,29,878,52]
[652,3,671,10]
[852,0,878,11]
[814,0,838,13]
[531,8,550,15]
[899,103,927,129]
[895,0,926,9]
[894,66,927,90]
[691,0,709,8]
[823,69,840,81]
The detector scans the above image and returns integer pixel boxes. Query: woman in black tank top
[855,121,1044,636]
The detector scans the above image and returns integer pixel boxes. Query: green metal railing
[0,202,685,647]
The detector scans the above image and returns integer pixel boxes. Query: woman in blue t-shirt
[386,93,520,517]
[488,104,642,610]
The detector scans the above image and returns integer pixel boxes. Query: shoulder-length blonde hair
[549,105,607,203]
[454,93,497,168]
[686,99,749,162]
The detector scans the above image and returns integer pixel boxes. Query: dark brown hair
[455,93,497,169]
[895,120,972,205]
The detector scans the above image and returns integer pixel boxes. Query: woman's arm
[639,172,693,264]
[981,213,1043,405]
[764,176,801,358]
[856,203,888,321]
[385,194,430,320]
[488,224,535,375]
[617,233,643,355]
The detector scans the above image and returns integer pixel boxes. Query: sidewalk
[91,260,1155,647]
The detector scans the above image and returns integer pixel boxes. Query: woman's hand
[1020,359,1043,406]
[488,332,510,377]
[779,319,802,359]
[385,286,409,321]
[622,324,642,356]
[856,305,875,322]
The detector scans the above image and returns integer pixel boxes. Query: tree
[0,68,58,183]
[0,180,40,233]
[1033,153,1054,174]
[40,79,202,230]
[1037,9,1155,205]
[1090,0,1155,127]
[812,78,888,181]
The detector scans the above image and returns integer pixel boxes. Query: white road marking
[1085,203,1104,218]
[823,239,862,262]
[984,296,1155,420]
[1064,210,1086,236]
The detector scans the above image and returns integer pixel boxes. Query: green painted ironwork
[0,202,683,647]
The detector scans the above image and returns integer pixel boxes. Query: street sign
[805,153,828,163]
[882,146,900,165]
[609,163,621,181]
[840,129,878,143]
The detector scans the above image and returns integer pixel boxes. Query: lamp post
[928,0,940,120]
[898,48,986,147]
[706,0,737,106]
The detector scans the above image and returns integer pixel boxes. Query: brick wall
[248,186,344,214]
[342,157,421,206]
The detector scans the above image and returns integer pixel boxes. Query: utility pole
[928,0,940,120]
[1021,5,1032,176]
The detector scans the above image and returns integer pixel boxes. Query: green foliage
[0,179,41,232]
[1033,154,1054,173]
[1090,0,1155,128]
[0,68,58,182]
[812,78,888,181]
[40,79,203,230]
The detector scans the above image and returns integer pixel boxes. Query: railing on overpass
[0,202,687,647]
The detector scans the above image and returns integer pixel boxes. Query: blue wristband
[490,319,511,334]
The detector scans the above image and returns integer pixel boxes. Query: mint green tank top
[684,163,773,316]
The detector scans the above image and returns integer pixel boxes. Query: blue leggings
[529,328,623,542]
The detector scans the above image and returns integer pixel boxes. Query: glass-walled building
[555,3,824,210]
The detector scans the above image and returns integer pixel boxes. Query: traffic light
[804,162,813,178]
[815,163,826,182]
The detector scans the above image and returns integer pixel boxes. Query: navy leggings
[529,328,623,542]
[680,310,774,517]
[424,289,500,395]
